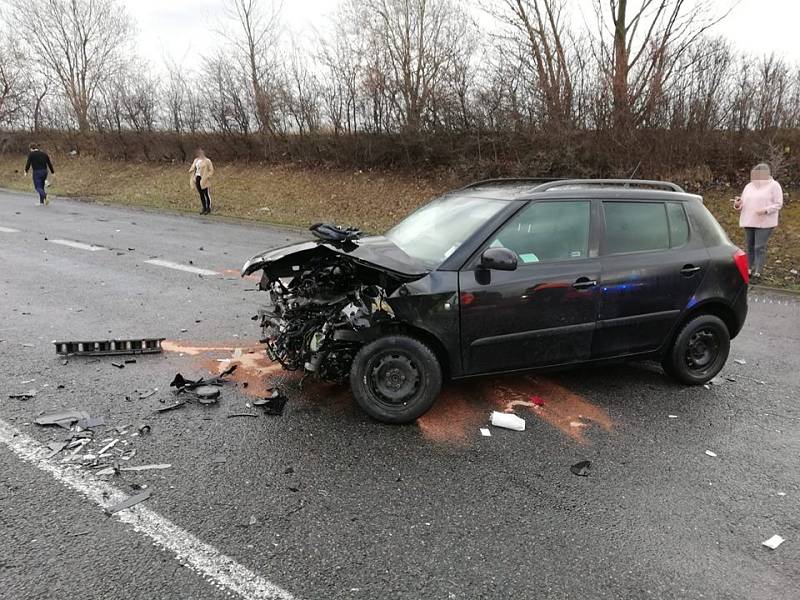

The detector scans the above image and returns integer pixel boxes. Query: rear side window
[603,202,669,254]
[666,202,689,247]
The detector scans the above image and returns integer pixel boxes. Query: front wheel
[349,335,442,424]
[662,315,730,384]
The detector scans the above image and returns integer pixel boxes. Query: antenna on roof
[627,161,642,186]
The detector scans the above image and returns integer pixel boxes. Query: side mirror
[480,247,518,271]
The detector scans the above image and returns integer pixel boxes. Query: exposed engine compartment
[256,255,403,382]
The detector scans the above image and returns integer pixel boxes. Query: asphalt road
[1,189,798,600]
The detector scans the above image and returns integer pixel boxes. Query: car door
[459,200,601,375]
[592,200,710,357]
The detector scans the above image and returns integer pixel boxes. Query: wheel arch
[369,322,452,380]
[662,300,740,355]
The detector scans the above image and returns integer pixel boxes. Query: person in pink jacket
[733,163,783,280]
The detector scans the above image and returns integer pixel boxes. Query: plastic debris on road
[668,415,678,419]
[35,409,90,428]
[705,450,718,457]
[570,460,591,476]
[733,359,747,365]
[8,390,37,400]
[104,489,152,515]
[480,428,491,437]
[254,389,287,416]
[490,411,525,431]
[762,535,785,550]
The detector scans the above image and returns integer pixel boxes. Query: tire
[349,335,442,424]
[662,314,730,385]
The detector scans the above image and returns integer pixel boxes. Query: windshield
[386,194,510,268]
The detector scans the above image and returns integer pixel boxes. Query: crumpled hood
[241,235,430,279]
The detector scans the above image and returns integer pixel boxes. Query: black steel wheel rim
[368,351,421,406]
[685,328,720,372]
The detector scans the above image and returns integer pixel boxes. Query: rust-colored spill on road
[418,374,613,445]
[162,340,282,397]
[220,269,261,281]
[163,340,612,444]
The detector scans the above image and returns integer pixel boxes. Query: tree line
[0,0,798,180]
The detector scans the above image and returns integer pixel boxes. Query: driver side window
[491,201,591,263]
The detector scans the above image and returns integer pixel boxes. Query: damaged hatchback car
[242,179,748,423]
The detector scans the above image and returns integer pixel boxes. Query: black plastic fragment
[570,460,592,477]
[254,390,287,416]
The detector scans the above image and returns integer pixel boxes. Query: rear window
[603,202,669,254]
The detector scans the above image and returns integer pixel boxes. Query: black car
[242,178,749,423]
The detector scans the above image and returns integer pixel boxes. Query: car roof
[457,178,702,203]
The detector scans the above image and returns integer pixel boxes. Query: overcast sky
[127,0,800,70]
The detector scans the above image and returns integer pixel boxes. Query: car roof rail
[532,179,685,193]
[460,177,564,190]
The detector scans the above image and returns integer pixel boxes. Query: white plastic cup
[490,411,525,431]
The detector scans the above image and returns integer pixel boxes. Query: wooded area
[1,0,798,183]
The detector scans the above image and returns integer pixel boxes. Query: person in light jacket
[189,148,214,214]
[733,163,783,281]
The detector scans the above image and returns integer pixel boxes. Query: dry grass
[1,154,797,289]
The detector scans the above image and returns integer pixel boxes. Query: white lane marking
[49,239,105,251]
[0,419,296,600]
[0,226,21,233]
[145,258,219,276]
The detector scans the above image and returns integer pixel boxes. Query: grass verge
[1,154,797,289]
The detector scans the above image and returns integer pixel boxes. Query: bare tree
[221,0,283,135]
[357,0,469,133]
[8,0,132,132]
[592,0,736,130]
[0,27,27,126]
[486,0,576,127]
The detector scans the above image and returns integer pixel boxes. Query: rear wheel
[662,314,730,384]
[349,335,442,424]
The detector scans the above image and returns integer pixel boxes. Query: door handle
[572,277,597,290]
[680,264,701,276]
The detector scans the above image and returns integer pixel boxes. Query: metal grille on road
[54,338,166,356]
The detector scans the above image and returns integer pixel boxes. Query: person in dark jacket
[24,144,55,205]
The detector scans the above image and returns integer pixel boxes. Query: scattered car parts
[54,338,165,356]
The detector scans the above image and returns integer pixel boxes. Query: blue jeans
[32,169,48,202]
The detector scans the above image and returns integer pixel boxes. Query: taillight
[733,249,749,284]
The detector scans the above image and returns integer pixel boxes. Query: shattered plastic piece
[35,409,90,428]
[119,464,171,472]
[111,362,125,369]
[227,413,258,418]
[733,359,747,365]
[668,415,678,419]
[709,375,726,386]
[96,466,116,476]
[705,450,718,457]
[490,411,525,431]
[9,390,37,400]
[104,489,152,515]
[255,391,287,416]
[46,441,68,458]
[137,423,151,435]
[480,428,491,437]
[138,390,156,400]
[220,363,238,377]
[77,416,105,429]
[124,359,137,364]
[570,460,592,477]
[762,535,785,550]
[156,399,188,413]
[195,385,221,402]
[170,373,196,389]
[97,439,119,455]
